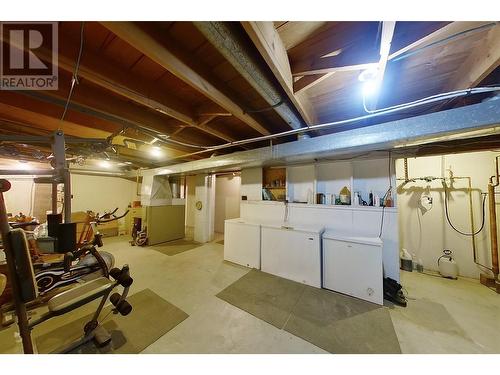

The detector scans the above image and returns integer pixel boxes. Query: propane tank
[438,249,458,279]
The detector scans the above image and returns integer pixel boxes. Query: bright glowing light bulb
[363,80,380,97]
[17,161,32,170]
[150,146,163,158]
[98,160,111,169]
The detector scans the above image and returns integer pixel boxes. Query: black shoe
[383,277,407,307]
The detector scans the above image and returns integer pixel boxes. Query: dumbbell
[109,266,133,287]
[110,292,132,316]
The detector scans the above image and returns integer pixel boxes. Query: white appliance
[322,230,383,305]
[224,218,261,269]
[261,223,324,287]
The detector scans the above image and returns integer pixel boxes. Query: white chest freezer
[261,223,324,288]
[224,218,261,269]
[322,230,383,305]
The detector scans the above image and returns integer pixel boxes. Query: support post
[52,131,71,223]
[194,174,215,243]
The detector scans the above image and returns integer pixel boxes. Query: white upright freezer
[261,223,324,288]
[322,230,383,305]
[224,218,261,269]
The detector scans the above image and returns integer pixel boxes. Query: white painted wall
[3,176,36,216]
[396,151,499,279]
[3,174,138,226]
[214,175,241,233]
[240,167,262,201]
[287,165,315,203]
[71,174,138,214]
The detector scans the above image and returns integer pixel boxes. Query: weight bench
[0,179,132,354]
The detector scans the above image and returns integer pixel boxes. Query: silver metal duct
[194,22,305,130]
[137,100,500,178]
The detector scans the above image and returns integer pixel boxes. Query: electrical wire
[151,86,500,152]
[61,22,85,122]
[391,22,497,63]
[443,183,487,236]
[362,87,492,114]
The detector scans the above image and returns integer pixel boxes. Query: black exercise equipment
[0,178,134,353]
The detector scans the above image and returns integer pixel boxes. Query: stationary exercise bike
[0,210,125,325]
[0,179,134,353]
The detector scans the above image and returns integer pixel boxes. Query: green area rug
[217,269,401,354]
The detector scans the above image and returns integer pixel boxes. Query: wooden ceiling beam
[4,36,199,127]
[0,101,109,138]
[241,21,316,124]
[100,22,271,136]
[293,73,334,94]
[388,21,495,61]
[446,25,500,91]
[3,35,236,144]
[292,62,378,77]
[369,21,396,110]
[0,93,194,160]
[289,22,380,77]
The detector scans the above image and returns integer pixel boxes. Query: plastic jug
[438,249,458,279]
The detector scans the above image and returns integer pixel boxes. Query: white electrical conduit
[158,87,500,154]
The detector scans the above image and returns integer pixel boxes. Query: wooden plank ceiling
[0,21,498,170]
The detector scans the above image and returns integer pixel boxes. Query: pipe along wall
[396,151,500,279]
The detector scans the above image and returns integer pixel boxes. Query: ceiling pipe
[69,169,127,178]
[134,100,500,178]
[193,22,306,131]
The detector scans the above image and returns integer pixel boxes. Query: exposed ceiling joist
[369,21,396,110]
[446,25,500,91]
[288,22,380,77]
[388,21,495,61]
[0,101,109,138]
[100,22,271,136]
[195,21,305,131]
[292,62,379,77]
[293,73,333,94]
[4,39,237,144]
[241,21,317,124]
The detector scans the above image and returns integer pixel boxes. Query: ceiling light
[359,67,381,98]
[362,80,380,97]
[98,160,112,169]
[150,146,163,158]
[17,160,32,170]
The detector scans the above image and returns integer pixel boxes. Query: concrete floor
[1,234,500,353]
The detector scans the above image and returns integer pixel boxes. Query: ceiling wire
[391,22,498,63]
[60,22,85,122]
[151,86,500,154]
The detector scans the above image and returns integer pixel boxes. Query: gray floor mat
[150,239,201,256]
[397,298,467,337]
[284,288,401,353]
[216,269,306,329]
[35,289,189,354]
[217,269,401,353]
